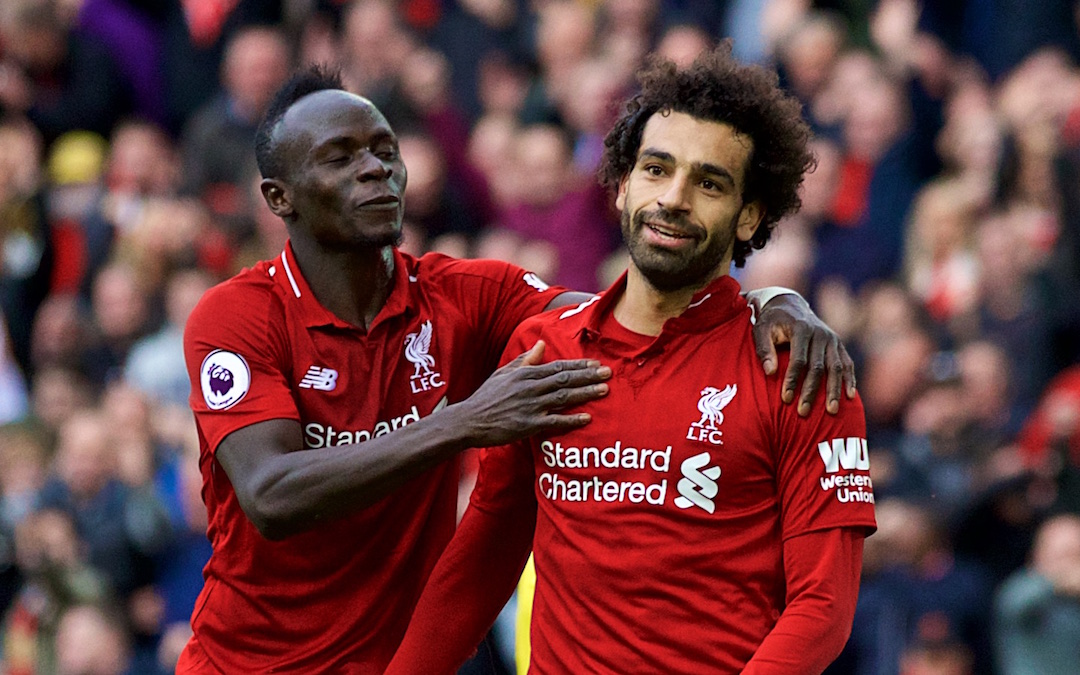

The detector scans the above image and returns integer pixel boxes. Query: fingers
[538,412,593,431]
[519,340,546,366]
[797,330,826,417]
[823,338,843,415]
[752,321,780,376]
[539,382,609,410]
[840,343,857,399]
[782,323,812,405]
[534,364,612,394]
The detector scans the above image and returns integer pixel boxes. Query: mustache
[632,208,700,237]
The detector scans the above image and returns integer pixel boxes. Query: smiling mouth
[645,221,696,241]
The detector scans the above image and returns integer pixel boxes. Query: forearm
[236,406,476,539]
[386,501,536,675]
[742,529,864,675]
[224,344,607,540]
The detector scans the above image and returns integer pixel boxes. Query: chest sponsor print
[304,396,448,448]
[537,439,723,513]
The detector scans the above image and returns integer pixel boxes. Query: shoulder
[506,298,593,349]
[411,252,558,304]
[411,252,527,285]
[185,264,283,344]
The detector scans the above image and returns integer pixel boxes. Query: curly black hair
[598,41,815,267]
[255,64,346,179]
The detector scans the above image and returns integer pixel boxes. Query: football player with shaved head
[387,44,876,675]
[178,64,856,673]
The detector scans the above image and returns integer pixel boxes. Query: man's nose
[657,172,692,212]
[357,153,392,181]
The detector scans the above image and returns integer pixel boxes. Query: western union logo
[817,437,869,473]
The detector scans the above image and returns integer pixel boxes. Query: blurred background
[2,0,1080,673]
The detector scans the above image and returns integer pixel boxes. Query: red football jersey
[473,273,877,674]
[181,243,561,673]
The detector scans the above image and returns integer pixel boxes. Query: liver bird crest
[694,384,737,430]
[404,320,436,377]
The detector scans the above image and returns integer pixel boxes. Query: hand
[454,341,610,446]
[752,294,856,416]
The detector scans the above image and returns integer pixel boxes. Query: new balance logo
[817,437,869,473]
[674,452,721,513]
[299,366,339,391]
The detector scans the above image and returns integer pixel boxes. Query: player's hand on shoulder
[453,341,611,446]
[751,292,856,417]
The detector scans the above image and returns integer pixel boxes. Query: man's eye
[375,149,398,161]
[645,165,664,176]
[701,179,719,191]
[325,156,349,165]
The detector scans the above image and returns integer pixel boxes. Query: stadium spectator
[53,603,133,675]
[994,513,1080,675]
[36,409,173,597]
[179,25,292,222]
[0,0,132,143]
[1,508,111,674]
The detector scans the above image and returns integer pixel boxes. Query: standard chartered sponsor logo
[304,397,447,448]
[674,452,722,513]
[537,440,724,512]
[538,440,670,504]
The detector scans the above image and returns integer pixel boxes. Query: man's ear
[736,201,764,242]
[614,176,629,211]
[260,178,294,219]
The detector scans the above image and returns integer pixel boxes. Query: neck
[289,236,396,329]
[613,263,727,336]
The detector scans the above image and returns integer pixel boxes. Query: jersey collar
[576,270,748,344]
[274,242,415,330]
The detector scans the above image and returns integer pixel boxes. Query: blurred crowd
[2,0,1080,673]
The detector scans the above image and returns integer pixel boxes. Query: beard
[620,205,736,292]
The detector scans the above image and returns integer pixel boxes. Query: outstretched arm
[217,342,608,540]
[547,288,857,415]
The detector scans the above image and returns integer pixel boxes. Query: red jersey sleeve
[743,528,864,674]
[772,356,877,539]
[183,278,298,453]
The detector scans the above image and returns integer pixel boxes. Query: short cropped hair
[598,42,814,267]
[255,65,346,179]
